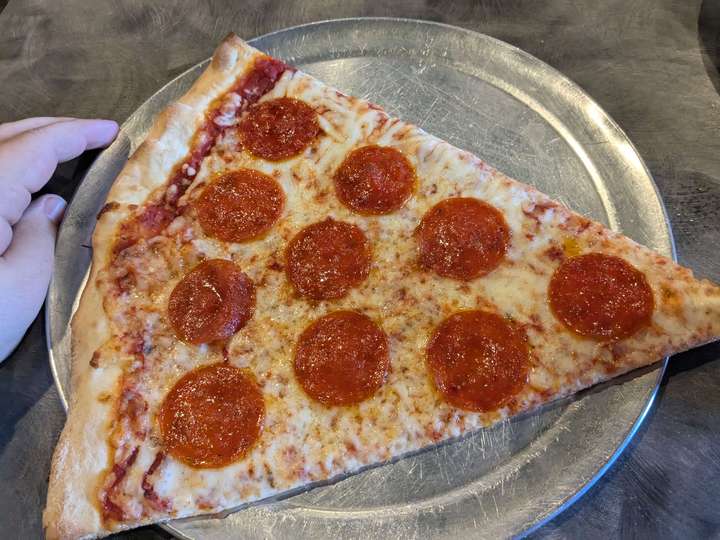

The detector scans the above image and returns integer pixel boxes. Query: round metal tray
[47,18,672,539]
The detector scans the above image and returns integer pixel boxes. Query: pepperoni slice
[285,218,371,300]
[238,97,320,161]
[168,259,255,344]
[334,145,415,214]
[294,311,389,406]
[417,197,510,281]
[195,169,284,242]
[158,363,264,468]
[427,310,529,412]
[548,253,654,341]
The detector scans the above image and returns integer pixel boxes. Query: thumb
[0,194,66,361]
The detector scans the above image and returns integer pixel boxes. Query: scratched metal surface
[47,18,670,539]
[1,1,719,540]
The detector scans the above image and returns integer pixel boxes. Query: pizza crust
[43,34,263,540]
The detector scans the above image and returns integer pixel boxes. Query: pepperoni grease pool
[195,168,285,243]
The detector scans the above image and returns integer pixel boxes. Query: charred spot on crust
[97,201,121,220]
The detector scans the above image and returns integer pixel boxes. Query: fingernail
[96,119,120,137]
[43,195,67,223]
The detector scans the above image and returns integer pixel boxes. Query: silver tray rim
[45,17,673,538]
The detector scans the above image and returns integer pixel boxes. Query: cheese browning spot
[196,169,285,242]
[294,311,390,406]
[239,97,320,161]
[168,259,255,344]
[548,253,654,341]
[158,364,265,468]
[417,197,510,281]
[427,310,529,412]
[562,237,581,257]
[285,218,371,300]
[333,145,415,214]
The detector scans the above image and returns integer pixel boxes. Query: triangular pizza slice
[44,34,720,539]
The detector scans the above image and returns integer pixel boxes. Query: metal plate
[47,18,672,539]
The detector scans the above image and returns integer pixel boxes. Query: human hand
[0,117,119,362]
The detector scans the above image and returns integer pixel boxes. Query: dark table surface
[1,0,719,538]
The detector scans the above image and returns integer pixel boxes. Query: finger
[0,179,31,226]
[0,119,119,193]
[0,194,66,361]
[0,117,74,142]
[0,219,10,255]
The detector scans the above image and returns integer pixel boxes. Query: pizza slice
[44,34,720,539]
